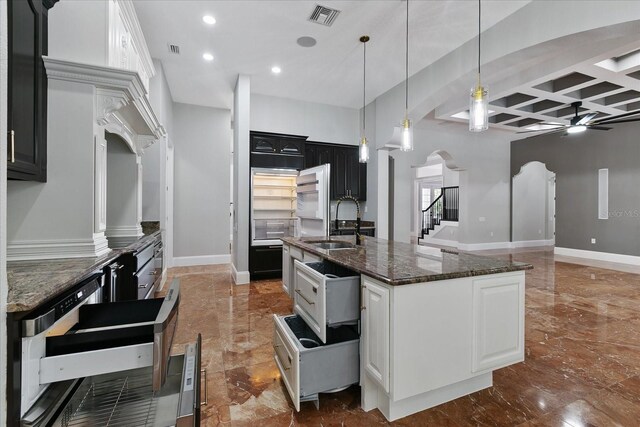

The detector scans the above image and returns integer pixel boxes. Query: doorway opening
[511,161,556,247]
[413,151,460,245]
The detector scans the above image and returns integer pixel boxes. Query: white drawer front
[303,252,322,263]
[293,260,327,342]
[273,314,301,411]
[290,246,303,261]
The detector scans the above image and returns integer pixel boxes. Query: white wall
[1,0,8,422]
[173,103,231,262]
[251,94,359,143]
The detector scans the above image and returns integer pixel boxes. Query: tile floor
[162,248,640,426]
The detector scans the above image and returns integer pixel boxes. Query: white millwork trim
[457,241,513,251]
[439,221,459,227]
[173,255,231,267]
[7,234,111,261]
[114,0,155,80]
[554,247,640,266]
[510,239,555,248]
[42,56,165,154]
[105,224,143,238]
[232,263,250,285]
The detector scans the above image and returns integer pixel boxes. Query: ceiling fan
[517,101,640,136]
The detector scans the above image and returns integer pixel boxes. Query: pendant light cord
[477,0,481,85]
[363,39,366,131]
[405,0,409,112]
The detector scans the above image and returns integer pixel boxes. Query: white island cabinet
[360,271,525,421]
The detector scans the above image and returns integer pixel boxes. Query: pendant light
[359,35,370,163]
[400,0,413,151]
[469,0,488,132]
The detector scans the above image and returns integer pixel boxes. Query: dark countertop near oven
[281,236,532,286]
[7,230,161,313]
[330,220,375,232]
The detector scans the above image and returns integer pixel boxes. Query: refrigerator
[249,165,330,277]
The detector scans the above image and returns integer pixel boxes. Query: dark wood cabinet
[305,142,366,201]
[7,0,56,182]
[250,131,306,169]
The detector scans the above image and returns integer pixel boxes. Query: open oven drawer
[21,279,181,415]
[273,314,359,411]
[22,335,203,427]
[292,260,360,343]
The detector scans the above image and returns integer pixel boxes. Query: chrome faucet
[335,195,364,245]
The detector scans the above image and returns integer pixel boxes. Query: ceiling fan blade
[594,118,640,125]
[576,112,598,125]
[592,110,640,124]
[587,125,612,131]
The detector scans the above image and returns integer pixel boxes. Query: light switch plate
[591,238,596,244]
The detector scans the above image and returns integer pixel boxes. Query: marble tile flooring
[163,248,640,426]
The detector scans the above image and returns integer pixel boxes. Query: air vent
[168,44,180,55]
[308,4,340,26]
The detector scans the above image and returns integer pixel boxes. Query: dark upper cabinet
[250,131,306,169]
[305,142,366,201]
[7,0,56,182]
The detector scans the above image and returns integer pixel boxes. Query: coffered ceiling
[438,44,640,136]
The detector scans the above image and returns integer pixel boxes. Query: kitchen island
[280,236,532,421]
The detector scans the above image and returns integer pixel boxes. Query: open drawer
[21,279,181,415]
[292,260,360,343]
[273,314,359,411]
[22,335,203,427]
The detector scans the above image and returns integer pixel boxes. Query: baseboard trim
[457,241,512,251]
[231,263,250,285]
[7,235,111,261]
[172,254,231,267]
[419,237,459,248]
[554,247,640,266]
[510,239,555,248]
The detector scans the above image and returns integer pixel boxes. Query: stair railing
[420,186,459,240]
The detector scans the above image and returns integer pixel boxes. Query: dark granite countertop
[281,236,532,286]
[7,230,161,313]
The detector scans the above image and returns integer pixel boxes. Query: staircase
[418,186,459,242]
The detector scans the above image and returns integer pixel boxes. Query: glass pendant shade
[469,84,488,132]
[400,118,413,151]
[359,137,369,163]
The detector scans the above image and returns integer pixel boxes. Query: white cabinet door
[282,245,290,296]
[472,273,525,373]
[362,277,390,392]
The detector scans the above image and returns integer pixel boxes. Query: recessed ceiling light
[202,53,214,62]
[271,66,282,74]
[202,15,216,25]
[297,36,317,48]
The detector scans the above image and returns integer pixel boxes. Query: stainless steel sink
[309,241,355,250]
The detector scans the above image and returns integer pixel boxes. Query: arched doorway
[512,161,556,247]
[413,151,461,245]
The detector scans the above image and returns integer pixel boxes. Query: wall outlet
[479,217,486,222]
[538,229,542,235]
[490,231,494,237]
[364,206,368,213]
[591,238,596,244]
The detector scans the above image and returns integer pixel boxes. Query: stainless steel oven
[19,279,202,426]
[153,237,164,290]
[134,242,157,300]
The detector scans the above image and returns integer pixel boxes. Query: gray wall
[511,122,640,256]
[143,59,174,221]
[512,161,554,242]
[232,76,250,275]
[397,121,512,245]
[106,134,138,234]
[173,103,231,258]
